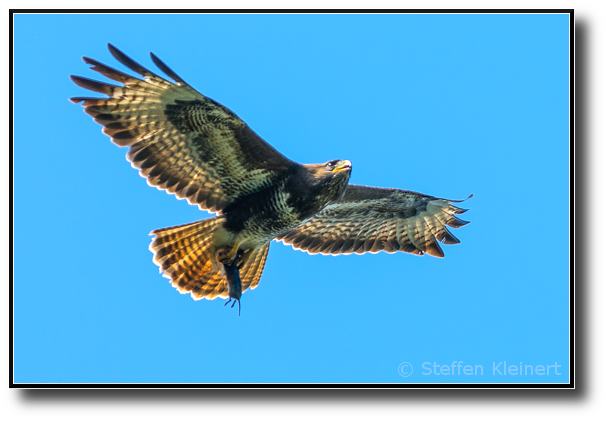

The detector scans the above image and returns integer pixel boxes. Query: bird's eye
[327,160,338,168]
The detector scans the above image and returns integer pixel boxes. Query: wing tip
[425,239,445,258]
[448,194,473,215]
[68,95,83,104]
[450,193,473,203]
[149,51,185,85]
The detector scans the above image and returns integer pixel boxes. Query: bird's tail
[149,217,269,300]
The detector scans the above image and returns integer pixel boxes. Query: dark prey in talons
[223,260,242,316]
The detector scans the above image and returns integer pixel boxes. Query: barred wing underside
[70,44,292,213]
[278,185,471,257]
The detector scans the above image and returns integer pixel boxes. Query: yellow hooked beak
[332,160,352,172]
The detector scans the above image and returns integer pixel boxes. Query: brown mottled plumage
[71,44,471,312]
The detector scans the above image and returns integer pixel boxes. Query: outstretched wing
[278,185,472,257]
[70,44,293,213]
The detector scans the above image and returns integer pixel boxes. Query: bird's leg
[216,243,240,265]
[236,248,254,270]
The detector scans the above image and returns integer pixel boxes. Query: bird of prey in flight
[71,44,471,314]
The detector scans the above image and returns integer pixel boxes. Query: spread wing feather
[278,185,471,257]
[70,44,292,213]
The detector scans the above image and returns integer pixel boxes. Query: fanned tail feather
[149,218,269,300]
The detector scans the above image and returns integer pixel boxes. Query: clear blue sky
[13,13,570,384]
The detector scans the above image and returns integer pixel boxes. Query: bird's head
[304,159,352,202]
[325,159,352,176]
[305,159,352,180]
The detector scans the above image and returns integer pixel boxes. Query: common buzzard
[71,44,471,314]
